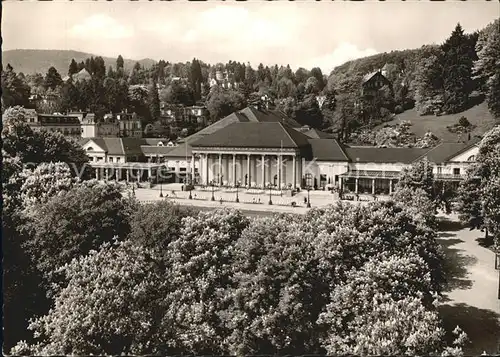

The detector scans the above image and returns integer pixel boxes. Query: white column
[95,168,99,180]
[126,169,130,182]
[247,154,251,187]
[233,154,237,186]
[302,157,306,189]
[105,168,109,181]
[355,178,359,193]
[191,154,195,184]
[261,154,265,188]
[372,179,375,194]
[218,154,222,185]
[292,155,296,189]
[277,155,281,190]
[389,179,393,194]
[205,154,210,184]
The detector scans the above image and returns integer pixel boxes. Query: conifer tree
[68,59,78,77]
[44,67,63,90]
[148,78,160,123]
[116,55,124,70]
[441,23,474,114]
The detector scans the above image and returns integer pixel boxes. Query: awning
[435,174,466,181]
[89,162,166,169]
[339,170,400,179]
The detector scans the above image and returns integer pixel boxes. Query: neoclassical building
[79,106,481,195]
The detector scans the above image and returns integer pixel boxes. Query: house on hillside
[361,70,391,98]
[71,68,92,83]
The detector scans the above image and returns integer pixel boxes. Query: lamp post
[305,173,312,208]
[235,180,241,203]
[159,180,163,197]
[211,180,215,201]
[495,252,500,300]
[188,185,192,199]
[268,183,273,205]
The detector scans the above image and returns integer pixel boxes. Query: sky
[3,1,499,73]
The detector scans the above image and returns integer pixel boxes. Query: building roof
[309,139,350,161]
[140,145,176,155]
[344,147,431,164]
[72,68,92,82]
[121,137,144,156]
[143,138,170,146]
[180,106,301,145]
[304,128,335,139]
[237,106,301,127]
[161,142,192,158]
[190,122,311,149]
[416,140,479,163]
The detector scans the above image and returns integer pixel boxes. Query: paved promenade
[130,183,371,214]
[437,213,500,354]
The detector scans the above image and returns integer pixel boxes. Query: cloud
[307,42,378,74]
[69,14,133,39]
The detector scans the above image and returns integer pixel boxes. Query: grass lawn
[374,102,498,142]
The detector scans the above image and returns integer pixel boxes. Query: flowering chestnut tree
[165,208,250,353]
[11,240,175,356]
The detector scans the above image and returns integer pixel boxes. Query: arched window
[158,142,164,147]
[87,146,94,151]
[467,155,475,162]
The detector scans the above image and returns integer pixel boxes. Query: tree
[310,67,325,90]
[472,19,500,94]
[456,126,500,246]
[59,79,80,112]
[68,59,78,76]
[129,62,144,85]
[222,215,325,355]
[13,240,175,356]
[1,65,31,109]
[206,87,247,121]
[294,67,310,84]
[128,86,150,120]
[166,209,250,353]
[44,66,63,90]
[128,201,193,252]
[441,23,474,114]
[21,181,136,285]
[294,94,324,128]
[2,107,90,174]
[396,158,437,208]
[117,54,125,70]
[244,63,256,92]
[148,79,161,123]
[160,81,194,106]
[18,162,79,214]
[190,58,203,100]
[103,77,129,113]
[412,52,444,115]
[305,76,321,95]
[486,67,500,118]
[2,107,90,352]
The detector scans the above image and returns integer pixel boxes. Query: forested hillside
[2,19,498,144]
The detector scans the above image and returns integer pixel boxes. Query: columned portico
[192,148,301,190]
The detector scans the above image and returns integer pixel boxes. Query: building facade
[79,106,482,194]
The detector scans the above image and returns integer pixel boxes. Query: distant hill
[2,49,157,75]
